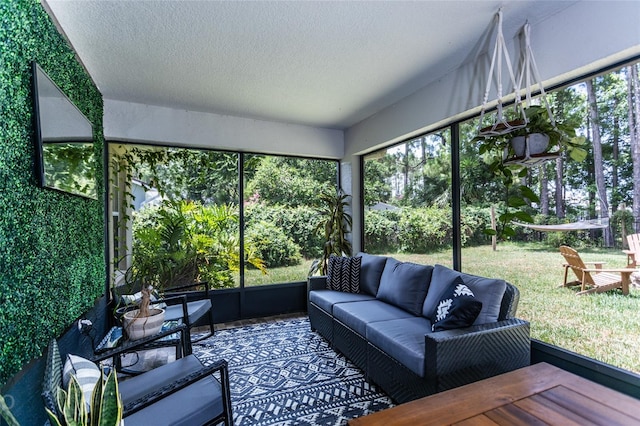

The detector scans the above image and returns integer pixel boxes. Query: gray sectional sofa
[308,252,530,403]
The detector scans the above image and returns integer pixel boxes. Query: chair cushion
[326,255,361,293]
[42,339,62,416]
[62,354,101,412]
[366,317,433,377]
[376,258,433,315]
[422,265,506,325]
[425,276,482,331]
[356,252,388,296]
[164,299,212,324]
[334,300,415,336]
[309,289,375,314]
[121,355,223,426]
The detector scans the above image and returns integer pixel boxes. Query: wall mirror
[32,62,97,199]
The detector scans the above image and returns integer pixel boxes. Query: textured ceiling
[43,1,578,130]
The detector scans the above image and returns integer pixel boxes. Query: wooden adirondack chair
[623,233,640,267]
[559,245,636,295]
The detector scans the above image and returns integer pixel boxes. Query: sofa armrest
[307,275,327,292]
[424,318,530,388]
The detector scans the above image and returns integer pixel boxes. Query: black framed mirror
[32,62,97,199]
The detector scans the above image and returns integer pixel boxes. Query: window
[363,129,453,267]
[109,144,338,289]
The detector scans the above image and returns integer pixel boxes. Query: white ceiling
[43,1,579,130]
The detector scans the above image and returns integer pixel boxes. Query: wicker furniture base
[334,318,368,373]
[308,279,530,403]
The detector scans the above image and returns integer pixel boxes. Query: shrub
[398,206,451,253]
[364,210,399,253]
[245,221,302,268]
[245,204,323,259]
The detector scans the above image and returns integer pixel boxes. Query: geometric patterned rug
[194,316,394,425]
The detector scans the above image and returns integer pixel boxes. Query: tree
[628,64,640,232]
[586,79,613,246]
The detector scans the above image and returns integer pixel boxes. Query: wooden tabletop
[349,363,640,425]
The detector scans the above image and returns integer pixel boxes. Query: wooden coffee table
[349,363,640,425]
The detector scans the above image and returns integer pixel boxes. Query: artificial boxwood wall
[0,0,105,386]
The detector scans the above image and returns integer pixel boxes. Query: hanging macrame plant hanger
[502,21,560,166]
[477,9,527,136]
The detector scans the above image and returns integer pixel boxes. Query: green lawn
[245,243,640,375]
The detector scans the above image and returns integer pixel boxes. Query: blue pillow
[426,276,483,331]
[356,252,388,296]
[376,258,433,315]
[422,264,506,325]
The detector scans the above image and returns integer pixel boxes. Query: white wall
[104,99,344,159]
[344,1,640,252]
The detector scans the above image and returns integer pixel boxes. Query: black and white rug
[194,316,394,426]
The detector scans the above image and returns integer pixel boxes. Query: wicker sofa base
[309,301,334,343]
[367,342,436,403]
[334,318,368,373]
[308,299,530,403]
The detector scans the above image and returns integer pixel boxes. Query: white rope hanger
[517,21,556,128]
[477,9,527,136]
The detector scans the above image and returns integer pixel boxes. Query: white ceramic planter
[123,308,165,340]
[510,133,550,157]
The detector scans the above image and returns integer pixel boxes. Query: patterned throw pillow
[62,354,101,412]
[428,276,482,331]
[326,255,362,293]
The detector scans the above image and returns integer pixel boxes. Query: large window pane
[243,154,338,286]
[458,62,640,374]
[109,144,241,290]
[363,129,453,266]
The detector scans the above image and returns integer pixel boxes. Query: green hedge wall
[0,0,105,386]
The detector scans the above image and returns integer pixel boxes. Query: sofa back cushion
[356,252,388,296]
[422,264,506,325]
[376,258,433,315]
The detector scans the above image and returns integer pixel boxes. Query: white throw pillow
[62,354,101,412]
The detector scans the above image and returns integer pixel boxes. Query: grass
[245,243,640,375]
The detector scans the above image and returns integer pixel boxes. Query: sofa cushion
[426,276,482,331]
[120,354,223,426]
[422,265,506,325]
[309,289,376,314]
[334,300,415,336]
[356,252,388,296]
[366,317,433,377]
[376,258,433,315]
[326,255,361,293]
[164,299,212,324]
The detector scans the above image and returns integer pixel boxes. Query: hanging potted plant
[503,105,587,162]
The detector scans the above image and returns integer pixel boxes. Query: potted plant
[477,105,587,162]
[310,188,353,276]
[474,105,587,239]
[121,285,165,341]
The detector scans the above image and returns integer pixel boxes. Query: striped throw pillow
[326,255,361,293]
[62,354,101,412]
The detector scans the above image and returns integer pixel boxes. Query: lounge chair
[559,245,636,295]
[43,325,233,426]
[623,233,640,267]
